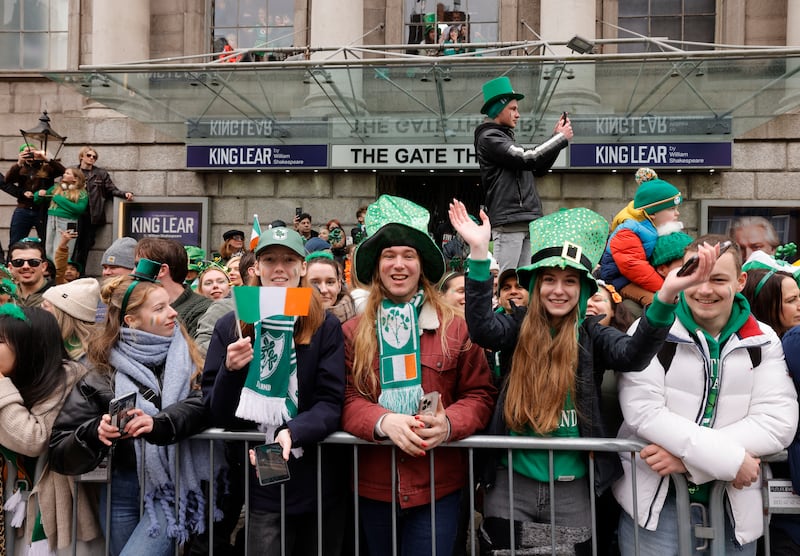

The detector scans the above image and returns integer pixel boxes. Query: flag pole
[232,287,245,340]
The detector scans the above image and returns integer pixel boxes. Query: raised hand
[448,198,491,259]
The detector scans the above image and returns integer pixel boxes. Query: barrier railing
[17,430,787,556]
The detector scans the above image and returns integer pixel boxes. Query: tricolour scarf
[377,291,425,415]
[110,327,220,543]
[235,315,299,431]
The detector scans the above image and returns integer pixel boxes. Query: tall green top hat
[481,76,525,115]
[354,195,445,285]
[517,208,609,292]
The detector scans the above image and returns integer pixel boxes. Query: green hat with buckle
[185,246,206,272]
[354,195,445,285]
[516,208,609,293]
[480,76,525,116]
[254,226,305,258]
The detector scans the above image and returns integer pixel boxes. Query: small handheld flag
[250,214,261,251]
[233,286,312,323]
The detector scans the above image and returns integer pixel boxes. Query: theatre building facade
[1,0,800,267]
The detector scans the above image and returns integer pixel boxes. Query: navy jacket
[203,310,345,515]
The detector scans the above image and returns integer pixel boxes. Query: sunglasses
[84,153,97,159]
[19,237,41,243]
[10,258,43,268]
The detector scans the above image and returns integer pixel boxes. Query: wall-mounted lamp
[566,35,594,54]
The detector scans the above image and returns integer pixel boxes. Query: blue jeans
[618,492,756,556]
[359,491,461,556]
[99,468,175,556]
[9,206,45,246]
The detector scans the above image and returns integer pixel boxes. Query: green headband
[754,269,777,299]
[0,303,26,322]
[306,251,334,262]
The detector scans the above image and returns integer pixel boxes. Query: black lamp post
[20,111,67,160]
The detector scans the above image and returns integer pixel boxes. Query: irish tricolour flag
[233,286,312,322]
[380,353,418,384]
[250,214,262,250]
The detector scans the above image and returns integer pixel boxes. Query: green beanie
[633,178,682,215]
[651,231,693,267]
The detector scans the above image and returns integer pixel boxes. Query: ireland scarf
[235,315,299,427]
[377,291,425,415]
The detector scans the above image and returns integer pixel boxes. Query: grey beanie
[43,277,101,323]
[101,237,137,269]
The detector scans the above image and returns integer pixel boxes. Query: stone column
[539,0,601,114]
[87,2,151,117]
[92,2,150,64]
[779,1,800,110]
[302,0,366,117]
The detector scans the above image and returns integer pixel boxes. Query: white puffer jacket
[613,317,798,545]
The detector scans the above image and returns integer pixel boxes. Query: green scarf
[235,315,299,428]
[377,291,425,415]
[674,292,751,500]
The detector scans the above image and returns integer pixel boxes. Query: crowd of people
[0,77,798,556]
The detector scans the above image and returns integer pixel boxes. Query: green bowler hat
[480,76,525,115]
[354,195,445,285]
[516,208,609,292]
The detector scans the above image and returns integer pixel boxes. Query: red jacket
[341,302,496,508]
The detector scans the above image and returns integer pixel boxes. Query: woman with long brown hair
[449,200,714,555]
[342,195,495,555]
[49,259,211,556]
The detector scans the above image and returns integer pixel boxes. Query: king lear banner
[115,197,208,251]
[186,144,328,169]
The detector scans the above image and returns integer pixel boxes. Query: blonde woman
[35,167,88,260]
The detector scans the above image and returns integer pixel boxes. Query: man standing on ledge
[475,76,573,272]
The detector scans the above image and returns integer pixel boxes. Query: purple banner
[125,206,202,245]
[186,144,328,169]
[569,142,732,168]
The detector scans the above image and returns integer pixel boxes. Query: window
[212,0,295,61]
[618,0,715,53]
[404,0,498,55]
[0,0,68,70]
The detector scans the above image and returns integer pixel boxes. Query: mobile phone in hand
[418,391,440,416]
[560,111,569,125]
[676,255,699,277]
[109,392,136,435]
[66,222,78,232]
[254,443,291,486]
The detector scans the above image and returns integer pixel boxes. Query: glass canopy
[45,41,800,147]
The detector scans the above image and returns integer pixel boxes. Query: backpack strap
[656,342,678,372]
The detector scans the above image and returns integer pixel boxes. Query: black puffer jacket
[474,122,567,227]
[464,272,671,495]
[48,369,208,476]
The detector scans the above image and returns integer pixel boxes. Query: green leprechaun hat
[354,195,445,285]
[480,76,525,116]
[516,207,609,293]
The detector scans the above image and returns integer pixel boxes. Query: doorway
[377,173,484,246]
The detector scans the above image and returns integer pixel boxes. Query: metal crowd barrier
[18,431,786,556]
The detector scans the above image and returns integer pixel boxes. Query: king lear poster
[117,199,207,248]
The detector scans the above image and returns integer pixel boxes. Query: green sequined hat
[354,195,445,285]
[516,207,609,292]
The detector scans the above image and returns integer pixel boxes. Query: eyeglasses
[84,153,97,159]
[10,258,43,268]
